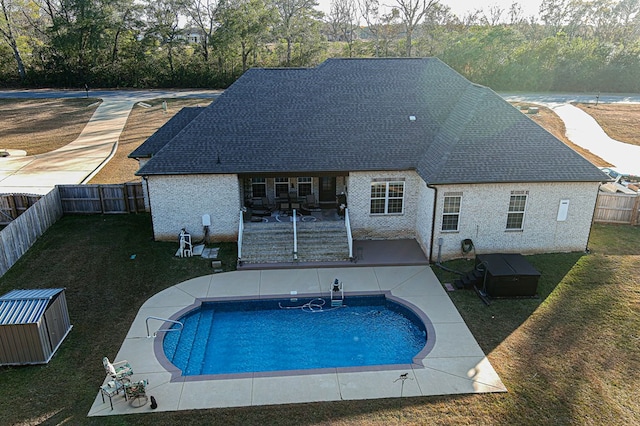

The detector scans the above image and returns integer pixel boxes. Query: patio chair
[250,197,273,216]
[103,356,133,384]
[124,379,149,407]
[304,194,319,209]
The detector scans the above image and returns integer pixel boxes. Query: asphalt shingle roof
[134,58,607,184]
[129,107,206,159]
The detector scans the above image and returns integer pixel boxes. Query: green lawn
[0,217,638,425]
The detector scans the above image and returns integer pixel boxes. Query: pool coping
[88,265,507,416]
[153,290,438,382]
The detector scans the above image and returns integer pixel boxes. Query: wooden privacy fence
[0,194,42,225]
[58,183,145,214]
[593,192,640,225]
[0,188,63,277]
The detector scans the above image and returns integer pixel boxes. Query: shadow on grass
[0,214,236,426]
[432,251,584,355]
[486,252,640,424]
[1,217,638,425]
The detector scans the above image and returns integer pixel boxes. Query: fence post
[8,195,17,220]
[632,195,640,226]
[123,183,131,213]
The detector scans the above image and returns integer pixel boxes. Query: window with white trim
[506,191,528,230]
[275,177,289,198]
[251,177,266,198]
[370,179,404,214]
[442,193,462,231]
[297,177,312,196]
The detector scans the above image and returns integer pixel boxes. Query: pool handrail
[146,316,183,338]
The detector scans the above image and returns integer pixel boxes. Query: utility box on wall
[0,288,73,366]
[475,254,541,298]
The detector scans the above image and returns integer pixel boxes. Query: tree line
[1,0,639,92]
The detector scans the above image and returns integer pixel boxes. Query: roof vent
[409,115,416,121]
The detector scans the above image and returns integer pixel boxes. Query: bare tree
[483,4,504,25]
[358,0,382,56]
[507,2,525,25]
[186,0,219,63]
[614,0,640,41]
[145,0,187,78]
[0,0,26,80]
[273,0,320,66]
[326,0,358,56]
[461,8,482,27]
[394,0,438,56]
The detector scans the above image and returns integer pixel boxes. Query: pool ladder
[331,279,344,307]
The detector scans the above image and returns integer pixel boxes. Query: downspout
[143,176,155,241]
[428,182,464,275]
[585,182,603,254]
[427,183,438,264]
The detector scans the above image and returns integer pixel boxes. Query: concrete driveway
[0,90,220,195]
[501,93,640,176]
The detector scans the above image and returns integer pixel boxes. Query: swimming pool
[161,294,431,377]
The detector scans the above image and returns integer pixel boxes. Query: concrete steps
[240,220,350,265]
[296,221,350,262]
[240,222,294,264]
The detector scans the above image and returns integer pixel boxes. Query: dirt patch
[0,98,101,155]
[573,102,640,147]
[88,98,213,184]
[511,102,614,168]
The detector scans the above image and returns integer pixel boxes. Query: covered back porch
[240,174,349,219]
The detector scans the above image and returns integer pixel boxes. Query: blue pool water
[162,295,427,376]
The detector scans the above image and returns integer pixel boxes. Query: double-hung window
[370,179,404,214]
[506,191,528,230]
[297,177,312,196]
[442,193,462,231]
[275,178,289,198]
[251,177,266,198]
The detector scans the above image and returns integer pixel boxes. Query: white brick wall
[348,171,421,240]
[147,174,240,241]
[415,182,436,260]
[138,158,150,211]
[147,171,599,262]
[431,181,600,260]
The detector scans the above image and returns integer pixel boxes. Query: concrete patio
[88,265,506,417]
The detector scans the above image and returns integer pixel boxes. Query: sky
[316,0,544,21]
[439,0,543,19]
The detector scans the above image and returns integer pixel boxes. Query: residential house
[130,58,606,263]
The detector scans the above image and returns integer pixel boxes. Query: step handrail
[293,208,298,261]
[344,207,353,260]
[238,208,245,264]
[146,316,183,338]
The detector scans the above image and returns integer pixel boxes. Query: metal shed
[0,288,73,366]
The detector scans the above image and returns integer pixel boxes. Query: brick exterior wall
[147,174,240,241]
[138,158,150,211]
[147,171,599,262]
[415,182,436,261]
[347,171,422,240]
[431,181,600,261]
